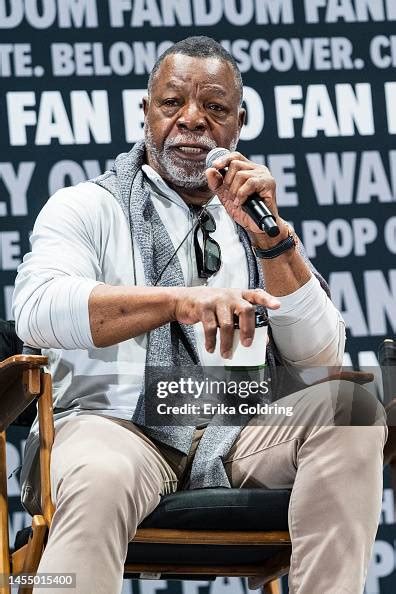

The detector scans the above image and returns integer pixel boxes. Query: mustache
[164,135,217,151]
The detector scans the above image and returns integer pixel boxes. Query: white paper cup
[225,324,268,368]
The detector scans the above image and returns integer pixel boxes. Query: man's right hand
[173,287,280,359]
[89,285,279,354]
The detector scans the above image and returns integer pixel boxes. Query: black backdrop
[1,1,395,592]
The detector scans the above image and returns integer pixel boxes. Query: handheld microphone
[206,148,280,237]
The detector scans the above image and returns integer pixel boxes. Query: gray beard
[145,126,238,191]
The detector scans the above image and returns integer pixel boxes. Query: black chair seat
[15,488,290,548]
[140,488,290,531]
[15,489,291,580]
[15,488,291,574]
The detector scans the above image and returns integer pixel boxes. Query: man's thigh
[24,413,178,517]
[223,379,385,489]
[50,414,178,497]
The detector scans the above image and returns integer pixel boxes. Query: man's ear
[238,107,246,131]
[142,96,149,116]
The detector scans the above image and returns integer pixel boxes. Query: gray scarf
[93,140,329,488]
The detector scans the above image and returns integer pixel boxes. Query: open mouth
[171,145,210,160]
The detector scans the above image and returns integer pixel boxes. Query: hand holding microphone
[205,148,280,238]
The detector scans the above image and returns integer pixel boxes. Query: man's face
[143,54,245,191]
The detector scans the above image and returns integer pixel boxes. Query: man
[13,37,386,594]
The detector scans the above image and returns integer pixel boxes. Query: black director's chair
[0,320,290,594]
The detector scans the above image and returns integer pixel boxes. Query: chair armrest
[0,354,48,431]
[0,354,48,371]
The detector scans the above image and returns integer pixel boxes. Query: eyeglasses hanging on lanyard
[193,209,221,279]
[154,202,221,286]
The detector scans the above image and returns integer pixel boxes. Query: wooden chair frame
[0,355,290,594]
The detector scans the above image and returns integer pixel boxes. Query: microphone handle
[242,195,280,238]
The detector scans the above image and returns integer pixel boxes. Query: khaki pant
[30,380,387,594]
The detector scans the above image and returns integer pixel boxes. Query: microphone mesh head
[205,147,230,169]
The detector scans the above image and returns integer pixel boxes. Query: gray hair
[148,36,243,105]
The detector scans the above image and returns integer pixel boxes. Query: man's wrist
[254,233,297,260]
[248,220,290,250]
[166,287,182,323]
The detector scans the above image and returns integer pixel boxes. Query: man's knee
[307,381,388,464]
[300,379,385,427]
[330,379,386,427]
[284,379,384,433]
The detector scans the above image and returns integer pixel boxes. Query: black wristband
[252,232,296,259]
